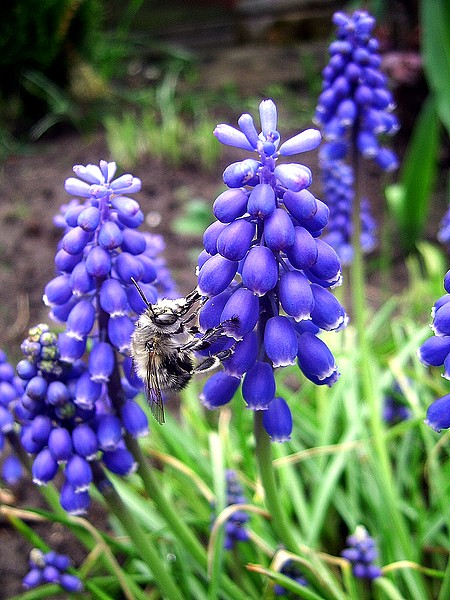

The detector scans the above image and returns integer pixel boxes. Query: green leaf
[385,94,439,252]
[421,0,450,134]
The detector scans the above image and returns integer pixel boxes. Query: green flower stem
[125,434,249,600]
[253,411,299,552]
[103,482,184,600]
[351,152,425,599]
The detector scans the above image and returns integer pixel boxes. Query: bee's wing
[146,355,165,424]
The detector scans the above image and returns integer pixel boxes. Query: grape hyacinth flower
[22,548,84,593]
[341,525,382,580]
[382,381,411,425]
[198,99,347,438]
[418,269,450,432]
[314,10,399,171]
[6,159,180,513]
[14,323,147,513]
[273,560,308,596]
[319,150,376,265]
[212,470,250,550]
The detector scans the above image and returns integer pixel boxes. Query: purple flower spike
[10,150,177,512]
[315,10,398,170]
[196,99,345,437]
[262,397,293,442]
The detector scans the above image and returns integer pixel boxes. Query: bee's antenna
[131,277,154,313]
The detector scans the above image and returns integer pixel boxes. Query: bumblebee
[130,278,237,424]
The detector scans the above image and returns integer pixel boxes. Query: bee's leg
[182,311,199,326]
[193,346,236,374]
[178,289,203,317]
[180,318,239,352]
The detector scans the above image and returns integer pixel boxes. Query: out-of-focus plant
[385,0,449,253]
[0,0,103,135]
[104,61,222,169]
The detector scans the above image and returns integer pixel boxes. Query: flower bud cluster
[13,323,148,514]
[341,525,382,580]
[319,149,377,265]
[314,10,399,171]
[417,270,450,432]
[0,350,24,484]
[23,548,84,593]
[198,100,346,439]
